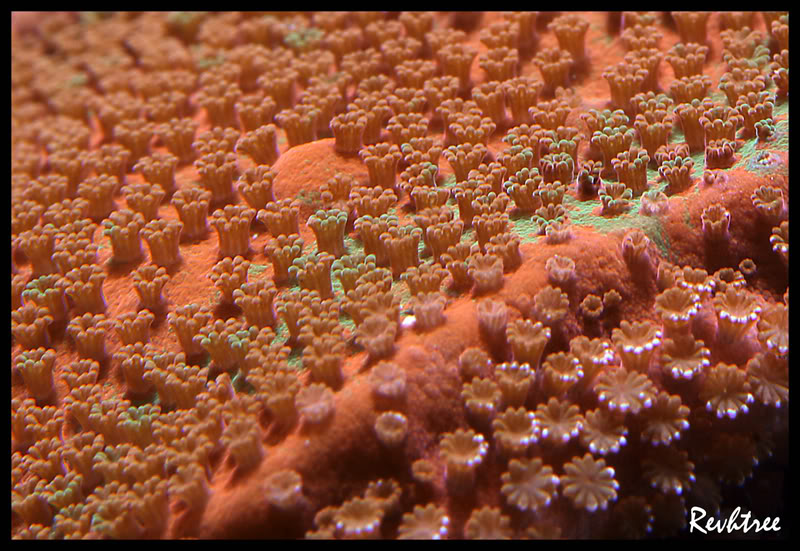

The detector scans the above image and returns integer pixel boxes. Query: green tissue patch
[643,217,672,261]
[417,234,427,260]
[131,392,158,407]
[232,372,253,394]
[331,269,345,297]
[196,55,225,69]
[590,24,614,45]
[670,127,686,146]
[773,99,789,118]
[440,174,458,189]
[510,214,541,244]
[566,197,629,233]
[68,74,88,88]
[167,11,205,25]
[665,127,704,177]
[744,149,788,177]
[287,347,303,370]
[344,235,363,257]
[297,189,321,207]
[284,27,324,51]
[681,196,694,229]
[772,119,790,148]
[79,12,100,25]
[562,181,672,259]
[248,264,267,276]
[688,150,706,180]
[287,282,301,294]
[272,318,289,344]
[339,315,356,334]
[733,138,759,170]
[393,276,412,310]
[734,101,789,173]
[461,227,476,248]
[734,130,789,177]
[709,91,728,104]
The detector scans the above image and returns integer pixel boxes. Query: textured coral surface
[11,11,788,540]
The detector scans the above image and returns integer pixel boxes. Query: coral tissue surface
[11,11,788,540]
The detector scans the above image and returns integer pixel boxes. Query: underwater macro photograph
[10,11,789,540]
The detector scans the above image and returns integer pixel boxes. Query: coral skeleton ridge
[11,10,788,540]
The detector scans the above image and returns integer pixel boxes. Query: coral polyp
[11,10,788,541]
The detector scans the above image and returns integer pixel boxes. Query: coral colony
[11,11,788,540]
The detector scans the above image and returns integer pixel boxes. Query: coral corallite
[10,11,788,541]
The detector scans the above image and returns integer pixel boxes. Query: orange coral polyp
[350,186,397,219]
[612,320,662,373]
[654,287,700,336]
[330,111,367,155]
[8,11,791,541]
[232,279,278,329]
[467,252,504,295]
[15,347,57,402]
[500,457,559,513]
[713,287,762,343]
[440,428,488,495]
[486,232,522,273]
[533,48,575,96]
[700,363,754,419]
[532,285,569,327]
[140,218,183,268]
[535,397,583,445]
[602,62,647,112]
[122,182,165,223]
[496,361,533,408]
[660,334,710,381]
[493,407,539,456]
[263,233,304,285]
[171,186,211,240]
[114,309,155,345]
[307,208,349,258]
[595,367,655,415]
[155,119,194,164]
[751,185,786,226]
[210,205,254,259]
[549,14,589,62]
[756,303,788,357]
[60,264,107,315]
[700,203,732,242]
[478,47,519,82]
[462,377,502,426]
[360,143,403,191]
[291,252,336,300]
[194,151,239,206]
[658,156,695,195]
[235,124,280,166]
[21,275,67,325]
[235,94,277,133]
[545,254,576,288]
[380,225,423,278]
[66,313,112,362]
